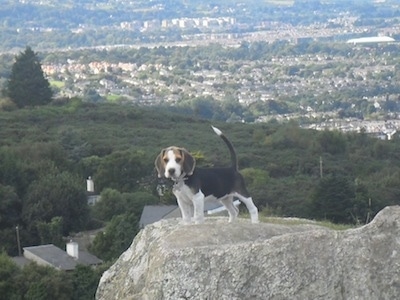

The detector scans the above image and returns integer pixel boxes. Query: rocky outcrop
[96,206,400,300]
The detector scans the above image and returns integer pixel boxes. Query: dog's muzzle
[167,168,176,177]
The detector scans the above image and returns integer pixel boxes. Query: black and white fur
[155,126,259,224]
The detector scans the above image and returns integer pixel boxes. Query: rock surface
[96,206,400,300]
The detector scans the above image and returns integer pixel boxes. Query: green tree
[90,190,157,260]
[92,188,127,222]
[0,254,102,300]
[0,147,26,193]
[310,175,355,223]
[22,171,89,235]
[36,216,64,248]
[0,184,21,229]
[190,96,220,119]
[6,46,53,108]
[59,128,92,162]
[94,150,151,192]
[93,189,158,223]
[89,213,139,261]
[317,130,347,155]
[71,265,100,300]
[16,263,72,300]
[351,181,370,224]
[125,191,158,219]
[240,168,270,208]
[0,252,21,300]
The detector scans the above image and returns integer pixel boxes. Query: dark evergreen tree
[310,175,356,224]
[6,46,53,108]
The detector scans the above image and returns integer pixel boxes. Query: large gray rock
[96,206,400,300]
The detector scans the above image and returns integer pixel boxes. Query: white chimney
[87,176,94,193]
[66,241,79,259]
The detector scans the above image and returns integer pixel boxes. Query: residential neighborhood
[40,35,400,138]
[2,1,400,137]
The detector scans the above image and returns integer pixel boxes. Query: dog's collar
[172,173,189,191]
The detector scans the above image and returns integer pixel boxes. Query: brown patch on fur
[155,147,195,178]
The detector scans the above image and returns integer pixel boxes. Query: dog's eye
[176,158,181,163]
[163,158,169,163]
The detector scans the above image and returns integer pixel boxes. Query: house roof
[77,250,103,266]
[139,205,180,228]
[139,201,234,227]
[12,256,31,268]
[22,244,102,271]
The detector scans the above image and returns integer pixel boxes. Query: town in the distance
[1,0,400,138]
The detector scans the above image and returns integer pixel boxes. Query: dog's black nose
[168,168,175,175]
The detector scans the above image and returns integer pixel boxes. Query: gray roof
[139,201,230,227]
[12,256,31,268]
[139,205,180,228]
[23,244,102,271]
[77,250,103,266]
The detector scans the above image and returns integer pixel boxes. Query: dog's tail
[212,126,238,171]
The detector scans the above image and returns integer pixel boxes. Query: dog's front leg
[192,190,205,224]
[174,190,193,224]
[177,197,192,224]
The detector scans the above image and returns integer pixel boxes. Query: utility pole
[16,225,22,256]
[319,156,323,178]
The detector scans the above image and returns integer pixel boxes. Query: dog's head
[155,146,195,180]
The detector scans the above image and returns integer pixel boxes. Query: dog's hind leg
[234,193,259,223]
[220,195,239,222]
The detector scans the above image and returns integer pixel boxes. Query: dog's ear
[180,148,196,176]
[154,149,166,178]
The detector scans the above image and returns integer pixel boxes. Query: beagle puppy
[155,126,259,224]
